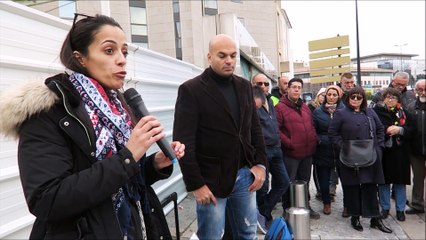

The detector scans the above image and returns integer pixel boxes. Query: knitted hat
[316,87,327,98]
[325,85,343,97]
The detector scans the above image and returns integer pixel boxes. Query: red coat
[275,96,318,159]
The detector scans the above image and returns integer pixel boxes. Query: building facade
[17,0,293,82]
[350,53,425,87]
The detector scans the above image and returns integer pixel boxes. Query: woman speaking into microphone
[0,14,184,239]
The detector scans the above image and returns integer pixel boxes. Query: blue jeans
[379,184,406,212]
[257,147,290,220]
[196,167,257,240]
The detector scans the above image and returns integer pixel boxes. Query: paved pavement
[165,181,425,239]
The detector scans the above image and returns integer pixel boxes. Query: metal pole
[394,43,407,71]
[355,0,361,86]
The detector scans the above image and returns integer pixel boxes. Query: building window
[173,0,182,60]
[129,0,148,47]
[58,0,76,19]
[231,0,243,3]
[203,0,218,16]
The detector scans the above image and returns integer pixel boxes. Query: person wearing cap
[310,87,326,201]
[308,87,326,112]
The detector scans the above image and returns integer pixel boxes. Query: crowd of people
[254,70,425,235]
[234,63,426,238]
[0,13,424,240]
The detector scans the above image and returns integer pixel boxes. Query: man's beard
[419,96,426,103]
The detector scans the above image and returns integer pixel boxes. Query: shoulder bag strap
[366,115,374,139]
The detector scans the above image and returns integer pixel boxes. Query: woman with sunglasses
[0,14,184,239]
[328,87,392,233]
[312,85,344,215]
[372,88,414,222]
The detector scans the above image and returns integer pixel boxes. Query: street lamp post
[394,43,408,71]
[355,0,361,86]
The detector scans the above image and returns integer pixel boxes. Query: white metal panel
[0,1,202,238]
[123,45,202,206]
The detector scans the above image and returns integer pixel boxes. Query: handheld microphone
[123,88,177,163]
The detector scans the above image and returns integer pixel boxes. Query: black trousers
[344,183,381,218]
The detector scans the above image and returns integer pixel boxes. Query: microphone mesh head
[124,88,140,103]
[123,88,139,101]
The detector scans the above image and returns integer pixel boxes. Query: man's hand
[248,165,266,192]
[193,185,217,206]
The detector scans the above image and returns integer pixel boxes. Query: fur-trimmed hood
[0,80,59,139]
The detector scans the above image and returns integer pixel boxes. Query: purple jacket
[275,96,318,160]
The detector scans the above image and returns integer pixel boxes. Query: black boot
[370,217,392,233]
[380,209,389,219]
[396,211,406,221]
[351,216,363,231]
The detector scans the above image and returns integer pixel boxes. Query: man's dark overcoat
[173,68,267,198]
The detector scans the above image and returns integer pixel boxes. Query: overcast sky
[282,0,425,62]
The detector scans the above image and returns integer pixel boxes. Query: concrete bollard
[286,207,311,240]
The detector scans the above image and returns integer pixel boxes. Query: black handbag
[339,116,377,170]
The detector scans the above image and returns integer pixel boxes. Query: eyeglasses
[70,13,94,50]
[290,85,302,90]
[256,82,270,87]
[327,93,338,97]
[392,81,408,88]
[385,96,397,101]
[349,94,363,100]
[416,88,426,93]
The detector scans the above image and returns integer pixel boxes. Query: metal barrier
[290,180,309,208]
[161,192,180,240]
[286,180,311,240]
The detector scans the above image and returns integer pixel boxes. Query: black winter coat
[1,73,173,239]
[312,102,345,167]
[328,107,385,185]
[407,99,426,157]
[373,104,414,184]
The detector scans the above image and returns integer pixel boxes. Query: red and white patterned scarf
[69,73,147,239]
[69,72,132,160]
